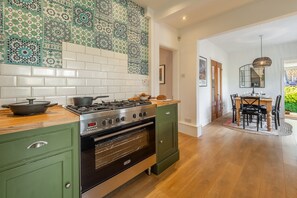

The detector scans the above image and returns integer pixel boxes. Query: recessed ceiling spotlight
[182,16,187,21]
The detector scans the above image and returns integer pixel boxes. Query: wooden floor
[107,116,297,198]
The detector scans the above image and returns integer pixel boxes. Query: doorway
[159,48,173,99]
[284,59,297,118]
[211,60,223,121]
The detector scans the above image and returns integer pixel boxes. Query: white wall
[0,42,149,107]
[178,0,297,136]
[226,41,297,112]
[198,40,229,126]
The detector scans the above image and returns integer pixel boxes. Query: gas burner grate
[66,100,152,115]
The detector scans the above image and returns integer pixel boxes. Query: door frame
[211,59,223,121]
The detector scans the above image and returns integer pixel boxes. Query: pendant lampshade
[252,35,272,68]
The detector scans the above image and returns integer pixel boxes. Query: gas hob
[66,100,156,136]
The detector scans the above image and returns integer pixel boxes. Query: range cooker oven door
[81,117,155,193]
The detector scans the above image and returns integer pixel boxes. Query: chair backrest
[240,96,261,112]
[230,94,238,106]
[275,95,282,111]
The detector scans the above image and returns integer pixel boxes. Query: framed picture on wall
[199,56,207,87]
[159,64,165,84]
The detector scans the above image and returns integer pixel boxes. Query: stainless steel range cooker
[66,100,156,195]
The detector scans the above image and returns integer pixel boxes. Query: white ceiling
[207,14,297,53]
[133,0,257,29]
[133,0,297,53]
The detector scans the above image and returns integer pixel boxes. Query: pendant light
[252,35,272,68]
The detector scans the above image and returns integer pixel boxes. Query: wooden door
[211,60,223,121]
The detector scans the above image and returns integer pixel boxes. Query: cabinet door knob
[65,182,71,189]
[165,112,171,115]
[27,141,48,149]
[159,140,163,144]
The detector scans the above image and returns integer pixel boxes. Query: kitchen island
[0,106,80,198]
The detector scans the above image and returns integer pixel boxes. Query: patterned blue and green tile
[43,49,62,68]
[6,35,42,66]
[43,0,72,24]
[4,6,43,40]
[1,0,149,75]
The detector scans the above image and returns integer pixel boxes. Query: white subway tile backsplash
[85,63,101,70]
[86,79,101,86]
[32,87,55,97]
[101,64,114,72]
[1,87,31,98]
[108,72,126,79]
[114,93,126,100]
[45,77,66,86]
[114,52,128,60]
[93,87,108,94]
[77,53,94,62]
[113,66,127,73]
[18,77,44,86]
[0,98,17,109]
[101,49,114,58]
[0,43,148,103]
[66,43,85,53]
[0,76,17,86]
[0,64,31,76]
[94,56,108,64]
[44,96,67,106]
[108,86,120,93]
[119,60,128,67]
[77,70,107,78]
[32,67,55,76]
[86,47,101,56]
[16,97,44,102]
[67,78,86,86]
[76,70,93,78]
[77,87,93,95]
[56,87,76,96]
[66,60,85,69]
[56,69,76,77]
[107,58,120,66]
[63,51,76,60]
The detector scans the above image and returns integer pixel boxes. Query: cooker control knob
[115,118,120,123]
[121,117,125,121]
[133,114,137,118]
[102,120,107,126]
[108,119,113,124]
[143,112,147,116]
[139,112,143,117]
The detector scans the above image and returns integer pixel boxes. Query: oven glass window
[95,129,149,170]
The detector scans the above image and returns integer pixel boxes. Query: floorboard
[107,116,297,198]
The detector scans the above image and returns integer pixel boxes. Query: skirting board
[178,121,202,137]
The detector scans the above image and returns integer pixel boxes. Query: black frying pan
[73,96,109,107]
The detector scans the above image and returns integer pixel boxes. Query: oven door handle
[93,122,154,142]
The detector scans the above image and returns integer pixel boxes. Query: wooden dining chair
[230,94,238,123]
[241,96,262,131]
[261,95,282,129]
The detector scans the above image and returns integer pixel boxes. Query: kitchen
[1,0,297,198]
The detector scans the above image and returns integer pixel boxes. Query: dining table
[235,96,273,131]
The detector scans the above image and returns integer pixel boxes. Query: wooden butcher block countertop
[150,99,181,107]
[0,105,79,136]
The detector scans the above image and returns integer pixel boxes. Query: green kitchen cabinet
[0,122,80,198]
[152,104,179,174]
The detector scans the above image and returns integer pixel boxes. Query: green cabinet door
[152,104,179,174]
[157,119,177,162]
[0,151,74,198]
